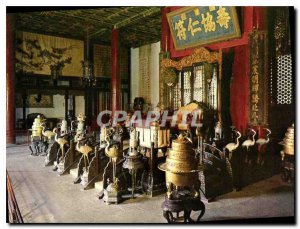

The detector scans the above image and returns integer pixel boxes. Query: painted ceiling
[14,7,162,48]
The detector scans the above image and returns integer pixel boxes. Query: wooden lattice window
[173,63,218,109]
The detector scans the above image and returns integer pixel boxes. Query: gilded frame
[167,6,241,50]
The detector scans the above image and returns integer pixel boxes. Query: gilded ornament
[162,67,178,86]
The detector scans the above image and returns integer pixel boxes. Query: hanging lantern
[82,59,95,85]
[82,26,96,86]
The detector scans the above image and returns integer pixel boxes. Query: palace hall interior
[6,6,295,223]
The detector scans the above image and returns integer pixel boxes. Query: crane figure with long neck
[41,124,56,156]
[242,128,256,164]
[53,128,68,170]
[256,128,271,164]
[76,140,93,172]
[224,130,241,160]
[242,128,256,150]
[42,125,55,143]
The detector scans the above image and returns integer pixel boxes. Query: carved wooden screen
[270,7,293,106]
[173,64,218,109]
[268,7,294,139]
[160,47,222,111]
[209,67,218,109]
[174,72,181,109]
[182,70,192,106]
[194,65,205,103]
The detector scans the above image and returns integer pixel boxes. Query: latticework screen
[173,63,218,109]
[174,72,181,109]
[209,67,218,109]
[276,54,293,104]
[183,71,192,105]
[194,65,205,102]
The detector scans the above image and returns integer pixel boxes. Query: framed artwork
[167,6,241,50]
[27,94,54,108]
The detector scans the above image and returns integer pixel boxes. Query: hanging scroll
[249,29,268,125]
[167,6,241,50]
[94,44,111,77]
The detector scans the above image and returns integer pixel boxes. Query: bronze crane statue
[76,140,93,172]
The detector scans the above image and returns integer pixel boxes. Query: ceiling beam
[114,7,161,29]
[89,28,109,38]
[54,11,113,29]
[123,26,160,37]
[99,7,132,21]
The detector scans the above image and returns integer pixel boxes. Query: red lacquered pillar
[161,7,170,52]
[111,28,121,117]
[6,14,15,144]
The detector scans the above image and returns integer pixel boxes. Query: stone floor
[6,144,295,223]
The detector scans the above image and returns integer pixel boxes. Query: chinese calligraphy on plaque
[249,30,268,125]
[167,6,241,50]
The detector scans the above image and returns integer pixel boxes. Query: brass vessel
[159,134,199,198]
[281,124,294,156]
[31,115,44,138]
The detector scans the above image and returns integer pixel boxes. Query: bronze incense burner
[280,124,294,183]
[29,115,47,156]
[281,124,294,156]
[31,115,44,139]
[159,134,205,223]
[159,134,199,198]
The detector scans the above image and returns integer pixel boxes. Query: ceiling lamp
[82,26,95,86]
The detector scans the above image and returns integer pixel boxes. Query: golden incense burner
[31,115,44,138]
[159,134,199,198]
[281,124,294,156]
